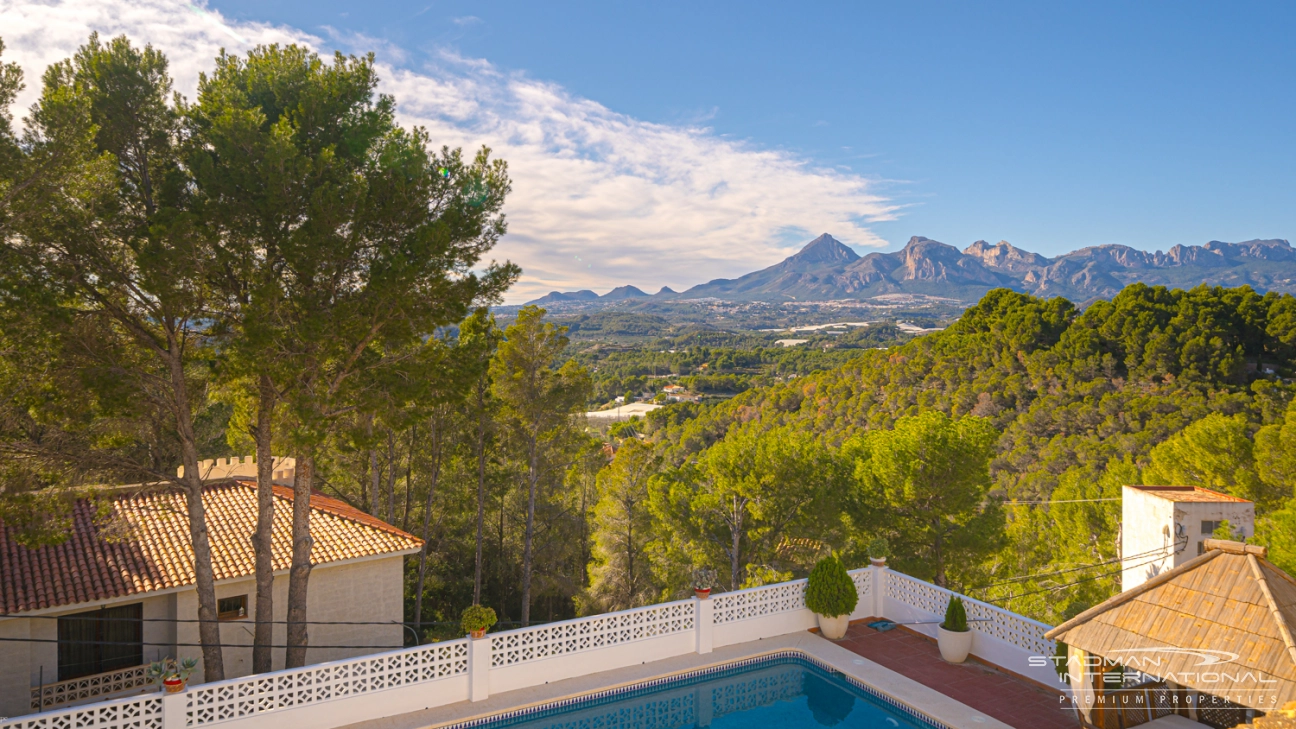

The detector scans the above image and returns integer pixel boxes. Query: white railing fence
[1,565,1057,729]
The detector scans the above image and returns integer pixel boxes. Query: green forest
[3,32,1296,684]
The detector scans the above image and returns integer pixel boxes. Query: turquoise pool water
[465,655,944,729]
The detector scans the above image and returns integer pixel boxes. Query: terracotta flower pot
[694,588,711,599]
[469,628,487,639]
[869,557,887,567]
[163,677,186,694]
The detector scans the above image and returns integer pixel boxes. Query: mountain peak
[963,239,1049,272]
[787,233,860,266]
[601,285,649,300]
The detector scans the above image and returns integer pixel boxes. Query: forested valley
[3,32,1296,671]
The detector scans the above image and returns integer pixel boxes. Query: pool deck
[340,629,1022,729]
[837,620,1077,729]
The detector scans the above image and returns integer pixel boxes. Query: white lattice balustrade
[186,640,466,726]
[711,580,807,624]
[847,568,872,601]
[30,665,151,711]
[1,694,161,729]
[0,565,1062,729]
[885,571,1053,656]
[490,600,694,668]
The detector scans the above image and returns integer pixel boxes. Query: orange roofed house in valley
[0,457,422,719]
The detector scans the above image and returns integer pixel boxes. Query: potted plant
[692,567,717,599]
[461,604,497,639]
[804,555,857,640]
[147,657,198,693]
[867,537,890,567]
[937,596,973,663]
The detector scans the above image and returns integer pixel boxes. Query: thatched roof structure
[1046,539,1296,711]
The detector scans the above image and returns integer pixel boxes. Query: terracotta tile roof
[0,481,422,615]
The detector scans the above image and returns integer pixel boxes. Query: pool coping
[339,631,1015,729]
[442,651,951,729]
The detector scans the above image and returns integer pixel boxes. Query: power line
[1002,498,1122,505]
[984,550,1181,605]
[974,539,1187,591]
[0,615,506,626]
[0,636,410,650]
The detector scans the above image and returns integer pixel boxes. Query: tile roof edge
[235,479,422,545]
[0,549,420,617]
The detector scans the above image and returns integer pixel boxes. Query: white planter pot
[816,613,850,640]
[937,626,973,663]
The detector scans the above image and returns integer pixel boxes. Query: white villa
[0,459,420,719]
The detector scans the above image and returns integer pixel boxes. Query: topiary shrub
[867,537,890,560]
[805,555,858,618]
[461,604,497,634]
[942,596,968,632]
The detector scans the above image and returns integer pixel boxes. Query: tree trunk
[367,414,379,516]
[413,413,443,629]
[521,433,539,626]
[386,431,396,523]
[730,494,743,591]
[251,375,276,674]
[285,454,315,668]
[933,528,946,588]
[168,349,224,682]
[401,426,416,532]
[473,393,487,605]
[624,498,635,607]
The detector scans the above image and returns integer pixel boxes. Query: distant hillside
[527,233,1296,307]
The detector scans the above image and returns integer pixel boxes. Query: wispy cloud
[0,0,901,303]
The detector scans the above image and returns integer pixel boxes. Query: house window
[1202,520,1223,537]
[218,595,248,621]
[57,603,143,681]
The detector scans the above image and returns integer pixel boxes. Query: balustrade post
[162,691,186,729]
[469,636,491,702]
[695,597,714,654]
[873,565,887,619]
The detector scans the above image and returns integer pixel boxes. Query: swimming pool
[453,654,947,729]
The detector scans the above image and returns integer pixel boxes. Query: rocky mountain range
[526,233,1296,306]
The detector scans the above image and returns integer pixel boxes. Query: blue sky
[3,1,1293,300]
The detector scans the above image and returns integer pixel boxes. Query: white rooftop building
[1120,484,1254,592]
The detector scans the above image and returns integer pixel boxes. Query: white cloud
[0,0,901,303]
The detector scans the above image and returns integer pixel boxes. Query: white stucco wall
[0,554,406,718]
[177,555,406,683]
[1121,486,1255,592]
[0,617,31,719]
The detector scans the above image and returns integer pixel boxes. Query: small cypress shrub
[942,596,969,632]
[805,555,858,618]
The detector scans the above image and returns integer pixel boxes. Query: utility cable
[1002,498,1123,505]
[0,636,411,650]
[984,548,1184,605]
[974,538,1187,592]
[1,615,541,627]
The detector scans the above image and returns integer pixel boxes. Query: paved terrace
[344,623,1076,729]
[340,631,1022,729]
[1,566,1068,729]
[838,620,1076,729]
